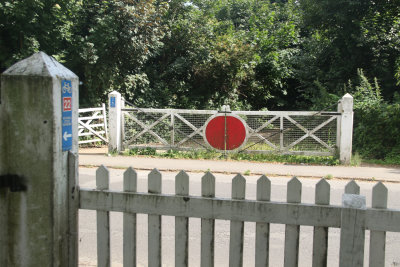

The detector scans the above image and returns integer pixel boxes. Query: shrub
[351,70,400,163]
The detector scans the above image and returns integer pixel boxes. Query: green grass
[122,147,340,166]
[352,152,400,167]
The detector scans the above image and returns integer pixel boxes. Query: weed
[324,174,333,180]
[243,170,251,175]
[351,152,363,166]
[122,148,340,165]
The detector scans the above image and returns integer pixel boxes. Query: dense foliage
[1,0,400,162]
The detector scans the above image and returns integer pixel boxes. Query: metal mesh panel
[121,106,338,155]
[123,111,171,147]
[283,115,337,152]
[238,114,280,151]
[173,113,214,149]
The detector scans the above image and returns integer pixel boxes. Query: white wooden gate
[73,156,400,267]
[78,104,108,145]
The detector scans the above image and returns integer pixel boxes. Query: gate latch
[0,174,27,192]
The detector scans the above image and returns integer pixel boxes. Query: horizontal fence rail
[78,166,400,267]
[78,104,108,145]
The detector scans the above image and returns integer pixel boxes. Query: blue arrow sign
[62,80,72,151]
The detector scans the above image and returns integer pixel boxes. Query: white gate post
[108,91,122,153]
[0,52,79,266]
[339,94,353,164]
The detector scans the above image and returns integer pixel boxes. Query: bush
[351,70,400,163]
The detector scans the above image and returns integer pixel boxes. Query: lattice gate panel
[173,113,214,149]
[123,111,171,148]
[282,115,337,152]
[239,114,280,152]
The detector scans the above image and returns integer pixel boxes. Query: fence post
[339,94,353,164]
[0,52,79,266]
[108,91,122,153]
[339,194,366,267]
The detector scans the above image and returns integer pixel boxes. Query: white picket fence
[78,104,108,145]
[78,165,400,267]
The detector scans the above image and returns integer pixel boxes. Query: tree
[65,0,168,106]
[0,0,77,71]
[296,0,400,106]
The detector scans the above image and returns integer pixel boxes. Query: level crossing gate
[108,92,353,164]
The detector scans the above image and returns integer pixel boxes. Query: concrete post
[339,94,353,164]
[108,91,122,153]
[0,52,79,266]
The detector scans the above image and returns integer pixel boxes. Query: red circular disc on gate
[204,115,247,150]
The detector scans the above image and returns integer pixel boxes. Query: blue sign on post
[110,96,116,108]
[62,80,73,151]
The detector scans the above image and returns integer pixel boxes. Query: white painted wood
[123,108,341,116]
[339,194,366,267]
[68,152,79,267]
[312,179,330,267]
[96,165,110,267]
[284,177,301,267]
[369,182,388,267]
[345,180,360,195]
[79,189,400,232]
[123,167,137,267]
[79,107,104,112]
[79,130,106,136]
[78,120,108,142]
[103,103,109,141]
[229,175,246,267]
[148,169,162,267]
[201,172,215,267]
[175,171,189,267]
[79,139,102,144]
[255,175,271,267]
[336,101,342,149]
[79,114,104,120]
[108,91,122,152]
[339,94,354,164]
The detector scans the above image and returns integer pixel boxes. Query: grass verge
[121,148,340,166]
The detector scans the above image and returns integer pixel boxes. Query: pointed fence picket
[255,175,271,267]
[79,167,400,267]
[284,177,302,267]
[96,166,110,267]
[201,172,215,267]
[123,167,137,266]
[312,179,330,267]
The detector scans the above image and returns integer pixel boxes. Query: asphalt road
[79,148,400,182]
[78,167,400,267]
